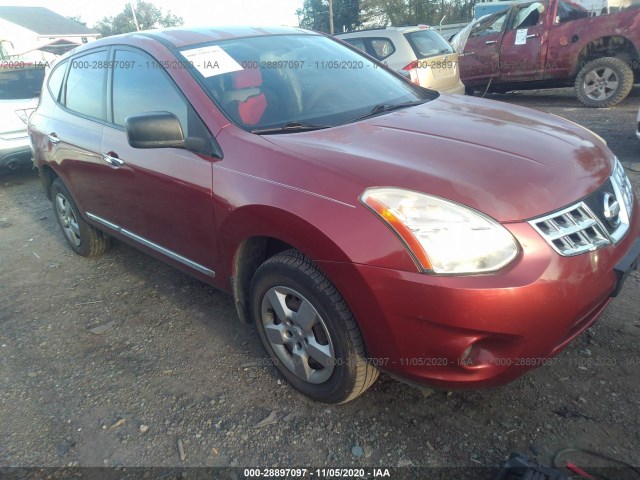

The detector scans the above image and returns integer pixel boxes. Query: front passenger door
[100,48,220,280]
[459,10,509,85]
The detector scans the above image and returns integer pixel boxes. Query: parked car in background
[29,26,639,404]
[336,26,465,94]
[0,62,45,171]
[451,0,639,107]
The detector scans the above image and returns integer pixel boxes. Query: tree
[95,1,183,37]
[297,0,361,33]
[360,0,475,27]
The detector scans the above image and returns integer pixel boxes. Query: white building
[0,6,99,62]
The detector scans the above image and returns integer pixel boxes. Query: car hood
[263,94,614,222]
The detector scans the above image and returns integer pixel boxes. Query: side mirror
[125,111,185,149]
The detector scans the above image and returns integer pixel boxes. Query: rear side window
[344,38,366,52]
[0,67,45,100]
[47,61,67,101]
[556,0,589,22]
[369,38,395,60]
[342,37,395,61]
[111,49,189,132]
[65,50,108,120]
[404,30,453,58]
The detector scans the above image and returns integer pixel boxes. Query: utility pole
[129,1,141,31]
[328,0,334,34]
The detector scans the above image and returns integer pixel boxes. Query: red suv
[29,27,640,403]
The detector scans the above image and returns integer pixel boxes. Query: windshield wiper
[348,100,427,123]
[251,121,330,135]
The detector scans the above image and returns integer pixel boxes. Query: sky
[0,0,301,28]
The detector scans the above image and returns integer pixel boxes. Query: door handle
[48,133,60,144]
[526,34,539,38]
[485,40,497,45]
[102,153,125,167]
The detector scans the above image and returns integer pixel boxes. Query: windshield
[178,34,433,132]
[0,67,45,100]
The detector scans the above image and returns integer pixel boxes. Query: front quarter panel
[211,127,420,285]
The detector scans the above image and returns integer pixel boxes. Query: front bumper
[317,196,640,389]
[0,135,33,170]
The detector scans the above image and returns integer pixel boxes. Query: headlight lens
[361,187,519,274]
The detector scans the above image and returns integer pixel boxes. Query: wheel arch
[220,204,354,324]
[572,36,639,77]
[38,163,60,200]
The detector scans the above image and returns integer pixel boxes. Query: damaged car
[29,27,640,403]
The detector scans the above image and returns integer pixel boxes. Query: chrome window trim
[86,212,215,277]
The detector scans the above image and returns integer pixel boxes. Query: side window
[470,11,509,37]
[368,38,395,60]
[112,49,188,134]
[47,61,67,101]
[556,0,590,23]
[65,50,108,120]
[513,2,546,29]
[344,38,366,53]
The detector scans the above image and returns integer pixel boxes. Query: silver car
[336,26,465,94]
[0,64,44,171]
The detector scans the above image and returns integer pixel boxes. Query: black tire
[51,178,110,257]
[250,249,378,404]
[574,57,634,108]
[464,86,475,96]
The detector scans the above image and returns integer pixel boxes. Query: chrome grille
[582,179,617,234]
[528,158,634,257]
[529,203,610,256]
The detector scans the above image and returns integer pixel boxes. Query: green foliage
[299,0,476,32]
[297,0,361,33]
[95,0,183,37]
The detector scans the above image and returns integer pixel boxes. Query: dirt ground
[1,87,639,478]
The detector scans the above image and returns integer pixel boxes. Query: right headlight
[361,187,519,275]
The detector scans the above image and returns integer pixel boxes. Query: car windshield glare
[178,34,432,132]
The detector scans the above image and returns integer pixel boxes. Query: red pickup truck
[452,0,640,107]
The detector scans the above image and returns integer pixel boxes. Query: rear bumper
[439,80,466,95]
[318,197,640,389]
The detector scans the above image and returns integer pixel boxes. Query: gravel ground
[1,87,639,478]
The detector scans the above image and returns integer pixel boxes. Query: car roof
[80,25,317,51]
[336,25,442,38]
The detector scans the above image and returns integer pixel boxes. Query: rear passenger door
[100,47,220,279]
[44,48,116,223]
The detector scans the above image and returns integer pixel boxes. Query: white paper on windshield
[515,29,528,45]
[182,45,243,78]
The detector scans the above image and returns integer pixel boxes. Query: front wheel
[574,57,633,108]
[250,250,378,403]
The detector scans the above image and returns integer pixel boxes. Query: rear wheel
[51,179,110,257]
[574,57,633,108]
[250,250,378,403]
